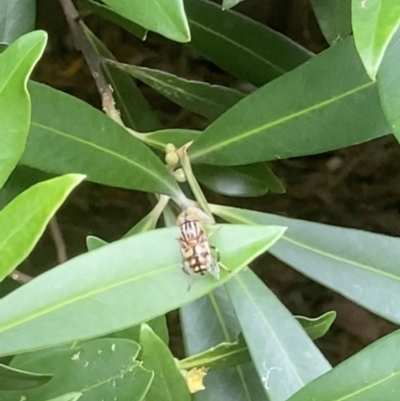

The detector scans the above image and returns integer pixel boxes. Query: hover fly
[177,208,222,289]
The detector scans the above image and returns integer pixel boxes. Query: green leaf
[0,166,53,210]
[352,0,400,80]
[106,61,245,120]
[86,235,107,251]
[22,82,184,202]
[296,311,337,340]
[78,0,147,40]
[140,324,190,401]
[0,364,52,391]
[181,286,269,401]
[227,270,331,401]
[193,163,284,197]
[123,196,169,238]
[0,224,285,356]
[82,26,161,131]
[178,334,250,372]
[0,0,36,43]
[189,37,390,166]
[0,31,47,189]
[287,328,400,401]
[45,393,82,401]
[210,204,400,326]
[185,0,312,86]
[86,198,170,346]
[0,338,153,401]
[310,0,352,45]
[0,174,85,282]
[101,0,190,42]
[222,0,246,10]
[377,27,400,143]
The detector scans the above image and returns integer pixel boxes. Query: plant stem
[177,143,214,221]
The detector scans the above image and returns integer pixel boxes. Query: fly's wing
[208,258,220,280]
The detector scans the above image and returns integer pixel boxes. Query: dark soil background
[22,0,400,365]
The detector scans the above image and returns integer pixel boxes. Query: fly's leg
[210,245,230,272]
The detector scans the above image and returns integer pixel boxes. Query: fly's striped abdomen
[181,220,201,241]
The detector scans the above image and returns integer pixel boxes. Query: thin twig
[49,216,67,264]
[58,0,123,124]
[9,270,32,284]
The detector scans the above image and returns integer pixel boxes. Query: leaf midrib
[214,208,400,282]
[233,274,306,387]
[190,80,374,160]
[30,122,178,196]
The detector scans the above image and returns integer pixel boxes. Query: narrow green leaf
[86,198,170,346]
[0,0,36,43]
[227,270,331,401]
[0,31,47,189]
[0,364,52,391]
[189,37,390,166]
[123,196,169,238]
[106,61,245,120]
[22,82,184,202]
[296,311,337,340]
[101,0,190,42]
[0,166,52,210]
[352,0,400,79]
[222,0,246,10]
[194,163,284,197]
[78,0,147,40]
[0,174,85,282]
[178,334,250,372]
[0,338,153,401]
[310,0,352,45]
[82,26,161,131]
[45,393,82,401]
[287,328,400,401]
[0,224,285,356]
[140,324,190,401]
[181,286,269,401]
[86,236,107,251]
[377,27,400,143]
[185,0,312,86]
[211,204,400,326]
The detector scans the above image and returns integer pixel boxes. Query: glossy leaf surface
[78,0,147,40]
[194,163,284,197]
[140,324,190,401]
[287,328,400,401]
[0,31,47,189]
[181,286,269,401]
[211,204,400,325]
[185,0,312,86]
[352,0,400,79]
[101,0,190,42]
[310,0,352,45]
[45,393,82,401]
[0,364,52,391]
[227,270,331,401]
[107,61,245,120]
[0,0,35,43]
[22,82,183,201]
[0,224,285,356]
[189,37,390,165]
[0,339,153,401]
[0,174,85,282]
[377,27,400,143]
